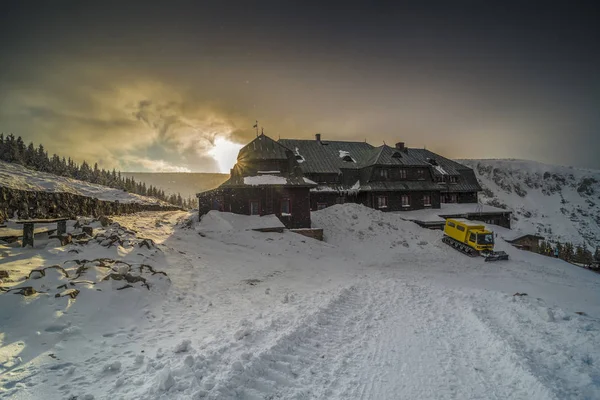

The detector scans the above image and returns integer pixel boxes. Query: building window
[281,198,291,215]
[449,193,457,203]
[335,196,345,204]
[317,203,328,210]
[449,176,458,184]
[416,169,425,180]
[377,196,388,209]
[423,194,431,207]
[250,200,260,215]
[399,169,407,179]
[401,194,410,207]
[380,169,389,179]
[213,196,224,211]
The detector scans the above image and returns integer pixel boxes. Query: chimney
[395,142,405,151]
[315,133,321,142]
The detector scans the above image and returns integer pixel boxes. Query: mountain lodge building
[197,133,503,229]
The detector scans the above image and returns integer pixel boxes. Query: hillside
[459,159,600,249]
[1,205,599,399]
[0,160,166,205]
[122,173,228,199]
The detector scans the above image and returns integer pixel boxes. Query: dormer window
[449,176,458,184]
[416,169,425,180]
[392,152,402,159]
[342,155,354,162]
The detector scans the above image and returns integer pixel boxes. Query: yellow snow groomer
[442,218,509,261]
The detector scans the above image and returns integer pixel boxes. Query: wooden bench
[15,218,69,248]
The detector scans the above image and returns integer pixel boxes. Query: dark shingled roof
[360,145,430,167]
[278,139,373,174]
[238,134,291,162]
[408,149,482,193]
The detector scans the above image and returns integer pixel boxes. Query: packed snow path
[1,206,600,399]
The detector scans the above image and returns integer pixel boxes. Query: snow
[243,175,288,186]
[434,165,448,175]
[198,210,284,232]
[398,202,509,223]
[338,150,356,162]
[294,147,305,163]
[0,160,166,205]
[303,177,317,185]
[1,204,600,399]
[459,159,600,249]
[257,170,280,174]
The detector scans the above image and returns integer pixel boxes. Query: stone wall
[0,187,180,222]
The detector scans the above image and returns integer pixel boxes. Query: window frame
[380,168,389,179]
[416,169,425,180]
[280,197,291,215]
[249,200,260,216]
[423,194,432,207]
[399,169,407,179]
[377,196,388,209]
[401,194,410,207]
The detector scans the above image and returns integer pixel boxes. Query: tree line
[538,240,599,266]
[0,133,195,209]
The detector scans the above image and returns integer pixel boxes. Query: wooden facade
[198,133,491,228]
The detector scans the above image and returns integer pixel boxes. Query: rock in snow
[174,339,192,353]
[157,368,175,391]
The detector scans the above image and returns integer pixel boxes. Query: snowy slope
[1,205,600,399]
[0,160,167,205]
[459,159,600,248]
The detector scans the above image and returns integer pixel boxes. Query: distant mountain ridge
[459,159,600,249]
[122,173,228,199]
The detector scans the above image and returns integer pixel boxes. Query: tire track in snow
[344,280,556,400]
[206,283,381,399]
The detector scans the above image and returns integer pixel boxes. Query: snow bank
[198,211,284,232]
[0,160,166,205]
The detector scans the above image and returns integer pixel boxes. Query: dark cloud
[1,1,599,171]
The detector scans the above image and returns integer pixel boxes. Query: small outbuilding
[505,234,545,253]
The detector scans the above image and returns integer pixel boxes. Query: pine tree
[582,248,594,266]
[575,244,585,263]
[24,142,36,167]
[15,136,26,165]
[564,242,574,262]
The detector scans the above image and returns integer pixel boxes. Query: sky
[1,1,599,172]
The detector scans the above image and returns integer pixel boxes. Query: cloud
[0,63,250,172]
[121,156,192,173]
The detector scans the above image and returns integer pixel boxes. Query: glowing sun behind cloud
[208,137,244,173]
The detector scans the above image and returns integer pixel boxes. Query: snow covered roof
[219,173,316,188]
[397,203,511,223]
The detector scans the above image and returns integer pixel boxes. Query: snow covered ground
[459,159,600,249]
[0,161,167,205]
[1,204,600,399]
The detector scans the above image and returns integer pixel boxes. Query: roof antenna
[253,120,259,137]
[261,127,264,135]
